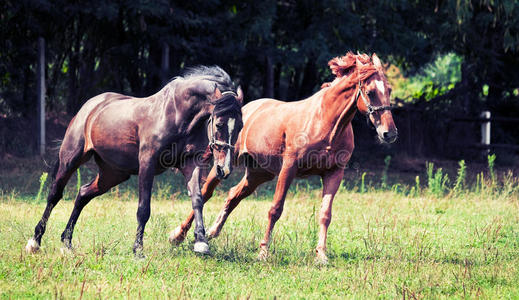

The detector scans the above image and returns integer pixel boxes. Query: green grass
[1,156,518,298]
[1,178,519,298]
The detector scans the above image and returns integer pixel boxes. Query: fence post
[37,37,46,156]
[481,110,491,155]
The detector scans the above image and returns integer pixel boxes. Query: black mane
[171,65,236,93]
[213,93,241,116]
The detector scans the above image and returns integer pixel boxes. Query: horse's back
[242,98,285,122]
[59,93,133,163]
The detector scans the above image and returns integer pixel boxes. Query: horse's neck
[317,83,358,146]
[146,83,209,137]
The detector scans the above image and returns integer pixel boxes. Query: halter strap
[207,114,235,150]
[355,81,392,115]
[207,91,240,150]
[221,91,238,97]
[326,80,393,151]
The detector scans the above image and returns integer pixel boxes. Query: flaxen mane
[322,52,379,90]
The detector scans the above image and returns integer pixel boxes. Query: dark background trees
[1,0,518,160]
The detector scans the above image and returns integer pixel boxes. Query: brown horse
[26,66,243,256]
[171,53,397,263]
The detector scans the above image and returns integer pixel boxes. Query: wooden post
[37,37,46,156]
[161,42,170,85]
[481,110,491,155]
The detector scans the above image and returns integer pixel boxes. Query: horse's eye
[216,123,224,129]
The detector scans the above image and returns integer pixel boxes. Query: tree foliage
[1,0,518,120]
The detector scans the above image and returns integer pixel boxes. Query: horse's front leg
[315,167,344,265]
[169,166,220,245]
[133,154,156,258]
[181,160,210,254]
[258,159,297,260]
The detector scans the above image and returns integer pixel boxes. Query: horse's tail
[50,159,59,180]
[44,139,63,180]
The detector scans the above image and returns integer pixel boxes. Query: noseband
[208,91,238,151]
[354,81,392,115]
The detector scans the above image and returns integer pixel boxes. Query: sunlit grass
[1,184,518,298]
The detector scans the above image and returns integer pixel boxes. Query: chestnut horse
[171,53,397,263]
[26,66,243,256]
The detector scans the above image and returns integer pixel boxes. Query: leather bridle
[354,81,392,115]
[208,91,238,151]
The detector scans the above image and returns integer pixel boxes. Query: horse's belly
[296,148,353,176]
[89,115,140,173]
[94,145,140,173]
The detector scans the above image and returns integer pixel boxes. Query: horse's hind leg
[61,158,130,250]
[26,151,89,253]
[207,167,274,239]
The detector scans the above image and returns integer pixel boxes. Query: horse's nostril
[383,130,398,142]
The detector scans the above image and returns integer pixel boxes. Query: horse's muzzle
[216,164,231,179]
[381,129,398,144]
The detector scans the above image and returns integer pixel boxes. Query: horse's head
[207,88,243,179]
[329,53,398,144]
[355,54,397,143]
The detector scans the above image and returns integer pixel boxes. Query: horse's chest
[159,142,204,168]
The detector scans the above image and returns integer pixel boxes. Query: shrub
[381,156,391,189]
[36,172,48,202]
[453,160,466,194]
[426,162,449,197]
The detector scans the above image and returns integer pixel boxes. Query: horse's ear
[355,57,363,67]
[236,86,244,106]
[214,88,223,99]
[372,53,382,69]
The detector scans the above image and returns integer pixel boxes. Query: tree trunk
[274,62,281,99]
[67,19,81,114]
[263,55,274,98]
[161,42,170,86]
[297,59,317,99]
[37,37,46,156]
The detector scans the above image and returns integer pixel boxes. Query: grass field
[1,158,519,299]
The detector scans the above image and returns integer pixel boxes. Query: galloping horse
[171,53,397,263]
[26,66,243,256]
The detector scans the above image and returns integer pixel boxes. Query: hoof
[315,254,329,265]
[60,246,74,256]
[315,248,328,265]
[134,253,146,260]
[257,247,269,261]
[134,250,146,260]
[193,241,209,254]
[168,226,185,245]
[25,238,40,254]
[133,244,146,259]
[207,226,219,240]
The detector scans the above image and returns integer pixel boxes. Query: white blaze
[227,118,236,143]
[375,80,385,96]
[223,118,235,176]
